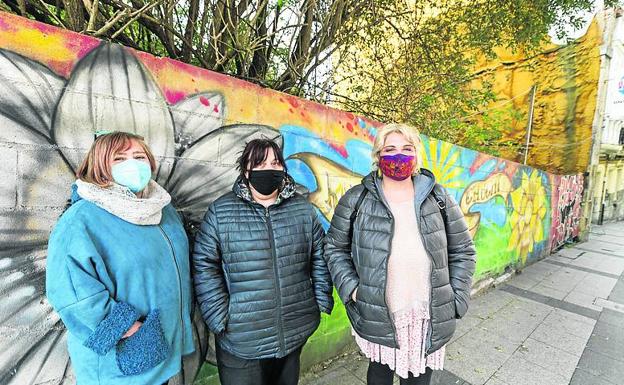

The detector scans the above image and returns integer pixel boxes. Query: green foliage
[3,0,620,157]
[459,105,526,156]
[332,0,620,156]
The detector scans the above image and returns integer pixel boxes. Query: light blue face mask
[111,159,152,193]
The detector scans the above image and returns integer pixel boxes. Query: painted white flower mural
[0,43,280,384]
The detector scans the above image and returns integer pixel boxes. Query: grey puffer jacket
[324,169,475,354]
[193,176,334,359]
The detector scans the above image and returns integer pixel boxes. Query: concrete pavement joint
[431,369,471,385]
[594,298,624,314]
[500,285,601,320]
[589,231,623,239]
[572,246,624,259]
[584,238,624,247]
[553,250,586,260]
[607,275,624,306]
[541,259,620,279]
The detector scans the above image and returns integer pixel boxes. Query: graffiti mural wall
[550,174,584,250]
[0,12,584,385]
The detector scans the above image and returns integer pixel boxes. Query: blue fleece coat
[46,192,195,385]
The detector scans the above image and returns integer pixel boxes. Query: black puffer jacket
[193,177,334,359]
[324,170,475,354]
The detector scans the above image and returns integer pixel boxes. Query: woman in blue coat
[46,131,195,385]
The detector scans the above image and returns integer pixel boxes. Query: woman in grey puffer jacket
[324,124,476,385]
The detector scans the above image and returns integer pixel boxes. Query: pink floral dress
[353,198,445,378]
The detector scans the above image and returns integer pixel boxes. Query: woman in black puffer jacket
[192,139,333,385]
[325,123,476,385]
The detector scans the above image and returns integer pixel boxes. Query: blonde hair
[371,123,422,173]
[76,131,157,187]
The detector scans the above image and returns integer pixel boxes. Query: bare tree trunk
[277,0,315,92]
[207,0,227,68]
[248,0,270,79]
[61,0,85,31]
[162,0,177,58]
[181,0,200,61]
[16,0,26,15]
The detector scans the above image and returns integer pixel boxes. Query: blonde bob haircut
[371,123,423,174]
[76,131,157,187]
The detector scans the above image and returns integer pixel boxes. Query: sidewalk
[301,221,624,385]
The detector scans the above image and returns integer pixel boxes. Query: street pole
[599,157,609,225]
[523,85,537,165]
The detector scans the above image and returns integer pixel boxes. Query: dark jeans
[216,343,302,385]
[367,361,433,385]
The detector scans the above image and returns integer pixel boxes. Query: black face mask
[248,170,285,195]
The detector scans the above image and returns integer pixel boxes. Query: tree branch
[180,0,199,61]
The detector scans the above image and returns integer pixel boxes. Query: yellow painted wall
[474,20,602,175]
[334,9,602,175]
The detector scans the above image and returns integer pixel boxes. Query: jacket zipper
[265,206,286,353]
[158,225,185,345]
[417,215,435,356]
[417,185,436,356]
[375,191,399,348]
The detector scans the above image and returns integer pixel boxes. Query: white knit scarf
[75,179,171,225]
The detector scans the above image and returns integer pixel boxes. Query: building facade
[586,9,624,225]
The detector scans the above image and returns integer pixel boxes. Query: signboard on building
[606,18,624,120]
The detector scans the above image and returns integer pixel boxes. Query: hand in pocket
[122,321,143,338]
[116,309,169,376]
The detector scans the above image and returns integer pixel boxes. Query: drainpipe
[523,85,537,165]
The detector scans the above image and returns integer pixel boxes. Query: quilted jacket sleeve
[310,210,334,314]
[324,186,362,305]
[192,203,229,334]
[437,185,476,318]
